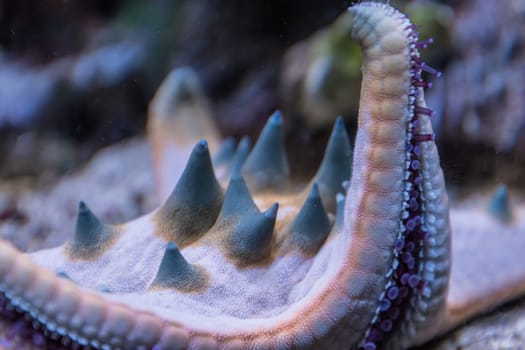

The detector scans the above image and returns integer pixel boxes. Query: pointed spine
[217,172,259,219]
[67,201,116,259]
[242,111,290,192]
[231,136,251,176]
[215,174,277,264]
[213,137,236,167]
[56,271,72,281]
[226,203,278,264]
[488,184,513,222]
[150,242,208,292]
[313,116,353,212]
[156,141,223,246]
[289,183,331,253]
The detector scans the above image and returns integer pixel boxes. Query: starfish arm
[445,203,525,332]
[388,81,451,349]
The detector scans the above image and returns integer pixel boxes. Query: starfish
[1,2,525,349]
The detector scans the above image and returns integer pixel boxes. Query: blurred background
[0,0,524,186]
[0,0,524,348]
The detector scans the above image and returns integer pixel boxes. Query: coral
[1,2,525,350]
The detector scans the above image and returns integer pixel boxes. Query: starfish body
[1,2,525,350]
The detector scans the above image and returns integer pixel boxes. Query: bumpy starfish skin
[1,2,525,350]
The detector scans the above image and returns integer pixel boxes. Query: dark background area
[0,0,523,191]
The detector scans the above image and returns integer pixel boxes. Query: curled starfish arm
[344,3,451,348]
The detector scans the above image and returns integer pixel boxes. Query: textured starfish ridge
[1,2,525,350]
